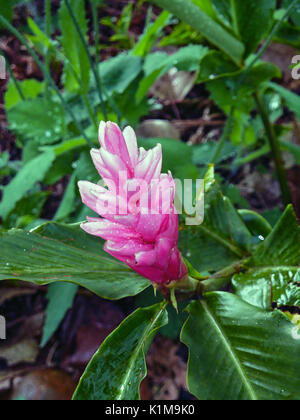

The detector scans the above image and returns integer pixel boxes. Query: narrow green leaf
[181,292,300,400]
[54,172,77,221]
[133,10,171,57]
[41,282,78,347]
[73,302,168,400]
[59,0,90,93]
[149,0,244,64]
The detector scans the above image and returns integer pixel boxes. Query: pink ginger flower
[78,121,188,285]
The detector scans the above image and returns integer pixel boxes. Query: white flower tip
[98,121,107,146]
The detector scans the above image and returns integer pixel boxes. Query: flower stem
[244,0,300,75]
[3,54,25,101]
[199,259,247,293]
[45,0,51,99]
[211,106,234,164]
[91,0,100,65]
[254,92,292,206]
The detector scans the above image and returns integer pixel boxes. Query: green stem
[0,14,93,148]
[254,92,292,206]
[64,0,107,120]
[82,93,98,131]
[211,107,234,164]
[2,54,25,101]
[240,0,300,86]
[234,143,270,167]
[200,259,247,293]
[91,0,100,65]
[45,0,51,99]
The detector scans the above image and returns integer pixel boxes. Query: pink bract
[78,122,188,285]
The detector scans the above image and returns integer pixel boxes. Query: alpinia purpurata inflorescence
[78,121,188,285]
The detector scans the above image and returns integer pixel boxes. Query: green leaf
[0,222,149,300]
[149,0,244,65]
[73,302,168,400]
[5,79,44,110]
[268,82,300,120]
[135,287,188,339]
[192,0,216,18]
[231,0,276,57]
[54,172,77,221]
[58,0,90,93]
[137,45,209,102]
[7,98,66,144]
[238,209,272,238]
[233,267,300,310]
[3,190,50,229]
[0,151,56,220]
[41,282,78,347]
[90,54,142,104]
[181,292,300,400]
[101,54,142,95]
[179,186,251,274]
[197,50,240,83]
[250,205,300,267]
[192,140,237,165]
[133,10,171,57]
[202,187,252,252]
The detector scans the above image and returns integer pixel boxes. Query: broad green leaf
[73,302,168,400]
[250,205,300,267]
[181,292,300,400]
[0,222,149,300]
[7,98,66,144]
[5,79,44,110]
[231,0,276,56]
[179,185,251,274]
[179,225,239,274]
[202,187,252,252]
[149,0,244,65]
[197,50,240,83]
[41,282,78,347]
[238,210,272,239]
[0,151,55,220]
[100,54,142,96]
[233,267,300,310]
[59,0,90,93]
